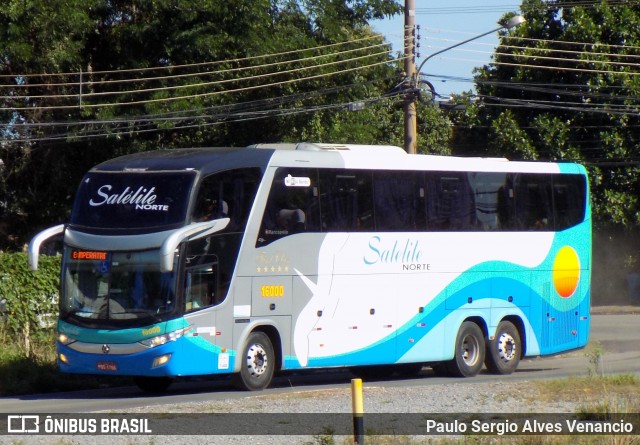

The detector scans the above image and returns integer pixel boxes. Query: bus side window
[257,168,319,246]
[185,263,219,312]
[425,172,476,231]
[553,174,586,230]
[193,174,230,223]
[373,171,424,231]
[468,172,508,231]
[513,174,554,230]
[319,169,373,231]
[193,168,262,230]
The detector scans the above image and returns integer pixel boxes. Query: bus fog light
[152,354,172,368]
[59,353,69,364]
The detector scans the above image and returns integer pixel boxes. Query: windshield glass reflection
[61,249,176,323]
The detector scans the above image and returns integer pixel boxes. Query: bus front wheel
[485,321,521,375]
[232,331,275,391]
[447,321,485,377]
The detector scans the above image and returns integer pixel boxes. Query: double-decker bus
[29,143,591,392]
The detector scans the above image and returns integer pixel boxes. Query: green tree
[453,0,640,230]
[1,0,406,249]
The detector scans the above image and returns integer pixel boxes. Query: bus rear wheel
[447,321,485,377]
[232,331,275,391]
[485,321,521,375]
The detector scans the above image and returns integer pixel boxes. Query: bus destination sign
[71,250,108,261]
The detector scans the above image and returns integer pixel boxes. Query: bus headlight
[139,327,191,348]
[58,333,77,346]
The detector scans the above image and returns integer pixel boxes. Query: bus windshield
[70,171,196,231]
[61,248,177,325]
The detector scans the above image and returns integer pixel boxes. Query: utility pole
[403,0,417,154]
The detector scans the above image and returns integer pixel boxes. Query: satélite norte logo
[89,185,169,212]
[363,236,431,271]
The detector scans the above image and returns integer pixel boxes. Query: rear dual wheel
[446,321,486,377]
[485,321,521,375]
[432,322,486,377]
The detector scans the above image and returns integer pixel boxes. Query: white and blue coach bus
[29,143,591,392]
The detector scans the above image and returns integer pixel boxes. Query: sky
[372,1,523,99]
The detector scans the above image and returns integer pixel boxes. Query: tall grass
[0,327,128,395]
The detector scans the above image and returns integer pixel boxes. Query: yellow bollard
[351,378,364,445]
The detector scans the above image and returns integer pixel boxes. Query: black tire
[232,331,275,391]
[134,376,173,393]
[446,321,485,377]
[485,320,521,375]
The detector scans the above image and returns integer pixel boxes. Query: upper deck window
[192,168,262,231]
[256,167,587,245]
[70,171,196,231]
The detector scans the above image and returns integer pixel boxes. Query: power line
[0,41,397,102]
[9,76,398,130]
[0,40,393,92]
[415,0,639,15]
[415,6,520,15]
[1,54,404,111]
[0,35,385,80]
[5,76,404,143]
[490,59,640,77]
[11,93,402,144]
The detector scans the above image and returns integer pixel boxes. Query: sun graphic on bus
[553,246,581,298]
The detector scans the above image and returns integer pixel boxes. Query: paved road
[1,313,639,414]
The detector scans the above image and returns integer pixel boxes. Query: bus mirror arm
[28,224,66,271]
[159,218,230,272]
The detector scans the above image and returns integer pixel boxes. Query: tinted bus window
[256,168,587,241]
[513,174,554,231]
[425,172,477,231]
[553,174,587,230]
[258,168,320,245]
[373,171,425,231]
[471,172,511,231]
[319,169,374,231]
[193,168,262,231]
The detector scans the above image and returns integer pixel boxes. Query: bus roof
[89,144,586,176]
[249,142,407,155]
[90,147,274,175]
[261,144,585,175]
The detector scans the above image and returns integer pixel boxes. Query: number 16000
[261,285,284,298]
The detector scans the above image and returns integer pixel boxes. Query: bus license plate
[97,361,118,371]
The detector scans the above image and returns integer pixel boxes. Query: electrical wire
[8,93,402,144]
[0,40,393,92]
[4,76,404,143]
[490,59,640,77]
[9,2,640,145]
[0,34,385,80]
[8,76,399,130]
[1,54,405,111]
